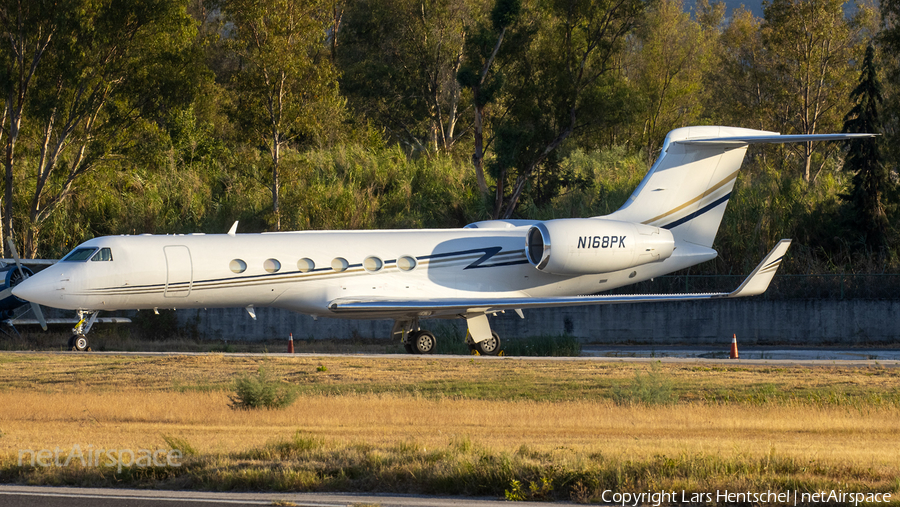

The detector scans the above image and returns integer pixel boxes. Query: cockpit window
[90,248,113,262]
[61,247,98,262]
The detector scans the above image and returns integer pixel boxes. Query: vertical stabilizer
[607,126,776,248]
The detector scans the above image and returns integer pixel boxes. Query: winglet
[725,239,792,298]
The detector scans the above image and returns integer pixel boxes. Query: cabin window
[61,247,98,262]
[363,256,383,273]
[264,259,281,273]
[331,257,349,272]
[397,256,417,272]
[297,258,315,273]
[90,248,113,262]
[230,259,247,273]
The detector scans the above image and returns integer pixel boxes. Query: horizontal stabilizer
[677,133,875,148]
[329,241,792,316]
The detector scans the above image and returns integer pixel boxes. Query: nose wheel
[68,334,90,351]
[67,310,98,351]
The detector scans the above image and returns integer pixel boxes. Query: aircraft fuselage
[14,225,713,320]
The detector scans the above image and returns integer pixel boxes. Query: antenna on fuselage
[227,221,238,236]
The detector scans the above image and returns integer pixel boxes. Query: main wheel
[474,332,501,356]
[67,335,76,350]
[404,342,415,354]
[73,334,89,352]
[411,330,436,354]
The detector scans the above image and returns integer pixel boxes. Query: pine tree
[841,44,892,250]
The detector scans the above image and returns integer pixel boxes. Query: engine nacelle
[525,219,675,275]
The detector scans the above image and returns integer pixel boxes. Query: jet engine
[525,219,675,275]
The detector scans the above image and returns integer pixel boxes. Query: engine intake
[526,219,675,275]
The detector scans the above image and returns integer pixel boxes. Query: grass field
[1,352,899,503]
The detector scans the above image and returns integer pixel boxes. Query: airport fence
[607,273,900,300]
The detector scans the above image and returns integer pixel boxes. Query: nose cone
[11,271,56,307]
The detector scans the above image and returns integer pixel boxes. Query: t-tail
[607,126,874,248]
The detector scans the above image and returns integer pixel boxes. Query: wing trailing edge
[329,240,792,315]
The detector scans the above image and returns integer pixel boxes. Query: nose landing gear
[68,310,98,351]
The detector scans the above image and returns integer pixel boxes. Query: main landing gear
[392,318,502,356]
[68,310,98,352]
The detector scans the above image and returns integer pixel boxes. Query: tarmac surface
[6,346,899,367]
[0,485,555,507]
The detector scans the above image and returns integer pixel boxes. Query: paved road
[3,348,899,367]
[0,485,557,507]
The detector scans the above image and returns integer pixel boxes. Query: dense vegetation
[1,0,899,275]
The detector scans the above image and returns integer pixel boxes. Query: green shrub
[611,361,677,406]
[229,367,298,410]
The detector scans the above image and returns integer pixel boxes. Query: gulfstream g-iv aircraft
[12,126,873,352]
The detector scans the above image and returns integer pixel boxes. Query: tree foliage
[841,44,892,250]
[224,0,344,230]
[0,0,897,274]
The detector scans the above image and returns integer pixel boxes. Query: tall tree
[761,0,858,182]
[841,44,891,249]
[492,0,643,219]
[2,0,201,257]
[626,0,717,159]
[457,0,523,195]
[338,0,471,155]
[0,0,62,256]
[709,7,774,130]
[225,0,344,230]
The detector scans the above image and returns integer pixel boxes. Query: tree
[625,0,717,159]
[225,0,344,231]
[492,0,643,219]
[337,0,471,155]
[1,0,201,257]
[761,0,858,182]
[841,44,892,249]
[710,7,774,130]
[457,0,523,195]
[0,0,62,256]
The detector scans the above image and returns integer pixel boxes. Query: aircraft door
[164,245,193,298]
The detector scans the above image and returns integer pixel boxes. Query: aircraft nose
[11,272,55,306]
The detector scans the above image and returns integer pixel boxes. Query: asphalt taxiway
[6,347,900,367]
[0,485,551,507]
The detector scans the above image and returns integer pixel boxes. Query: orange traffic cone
[729,334,738,359]
[288,333,294,354]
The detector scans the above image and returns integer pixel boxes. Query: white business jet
[12,126,872,352]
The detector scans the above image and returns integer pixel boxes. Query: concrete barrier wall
[173,299,899,346]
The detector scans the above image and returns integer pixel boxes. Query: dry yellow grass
[1,352,898,501]
[3,390,899,470]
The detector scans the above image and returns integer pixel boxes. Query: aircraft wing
[329,240,791,316]
[4,317,132,326]
[0,258,57,266]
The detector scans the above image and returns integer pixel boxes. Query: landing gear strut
[392,318,503,355]
[69,310,98,352]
